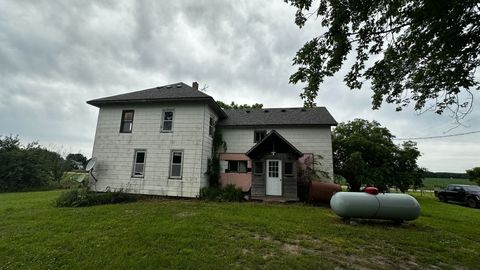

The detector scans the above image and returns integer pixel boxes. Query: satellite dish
[85,157,97,171]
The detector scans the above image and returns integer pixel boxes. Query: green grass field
[1,190,479,269]
[422,177,475,189]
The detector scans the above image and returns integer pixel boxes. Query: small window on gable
[254,130,267,143]
[132,150,146,177]
[226,161,248,173]
[285,162,294,176]
[169,150,183,179]
[161,110,174,132]
[253,161,263,175]
[120,110,134,133]
[209,117,215,136]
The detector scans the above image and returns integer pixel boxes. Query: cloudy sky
[1,0,479,172]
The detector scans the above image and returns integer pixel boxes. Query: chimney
[192,81,199,90]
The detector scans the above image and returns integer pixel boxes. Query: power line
[393,130,480,140]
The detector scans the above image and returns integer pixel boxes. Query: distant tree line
[0,135,87,192]
[216,101,263,109]
[424,171,468,179]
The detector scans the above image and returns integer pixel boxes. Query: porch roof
[246,130,303,159]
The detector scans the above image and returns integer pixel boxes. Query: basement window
[132,150,146,177]
[254,130,267,143]
[226,160,248,173]
[120,110,134,133]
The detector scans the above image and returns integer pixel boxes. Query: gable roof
[246,130,303,158]
[86,82,226,117]
[218,107,337,127]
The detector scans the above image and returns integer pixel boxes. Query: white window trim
[120,110,134,133]
[169,150,184,179]
[161,109,175,133]
[132,149,146,178]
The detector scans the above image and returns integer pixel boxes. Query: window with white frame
[120,110,134,133]
[169,150,183,178]
[132,150,146,177]
[161,110,174,132]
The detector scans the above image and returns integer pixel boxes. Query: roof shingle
[218,107,337,126]
[86,82,337,126]
[87,82,211,105]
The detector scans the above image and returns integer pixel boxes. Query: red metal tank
[365,187,379,195]
[308,181,342,204]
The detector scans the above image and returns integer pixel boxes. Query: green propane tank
[330,192,421,221]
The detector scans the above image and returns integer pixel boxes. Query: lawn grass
[0,190,479,269]
[422,177,475,190]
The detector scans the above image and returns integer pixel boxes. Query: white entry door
[266,160,282,196]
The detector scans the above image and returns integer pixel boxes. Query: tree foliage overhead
[216,101,264,109]
[333,119,424,192]
[286,0,480,119]
[466,167,480,185]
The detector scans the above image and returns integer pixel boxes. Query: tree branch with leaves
[286,0,480,121]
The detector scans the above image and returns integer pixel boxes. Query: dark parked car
[436,185,480,208]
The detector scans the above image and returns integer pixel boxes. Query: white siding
[90,102,216,197]
[220,127,334,181]
[199,106,218,189]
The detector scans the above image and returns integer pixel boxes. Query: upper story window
[132,150,146,177]
[120,110,134,133]
[169,150,183,179]
[226,160,248,173]
[161,110,174,132]
[254,130,267,143]
[209,117,215,136]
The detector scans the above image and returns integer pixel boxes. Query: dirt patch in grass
[174,212,196,218]
[251,232,430,269]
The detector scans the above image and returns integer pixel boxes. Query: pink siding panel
[219,153,252,191]
[220,172,252,191]
[219,153,250,161]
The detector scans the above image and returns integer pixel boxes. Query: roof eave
[86,97,227,118]
[217,123,337,128]
[245,130,303,158]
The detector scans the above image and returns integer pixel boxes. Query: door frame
[266,159,282,196]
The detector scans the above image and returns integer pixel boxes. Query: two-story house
[87,82,337,200]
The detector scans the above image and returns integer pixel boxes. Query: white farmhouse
[87,82,337,201]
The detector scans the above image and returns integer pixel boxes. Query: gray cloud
[0,0,478,172]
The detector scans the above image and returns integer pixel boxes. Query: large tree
[286,0,479,119]
[333,119,423,192]
[466,167,480,185]
[66,153,88,169]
